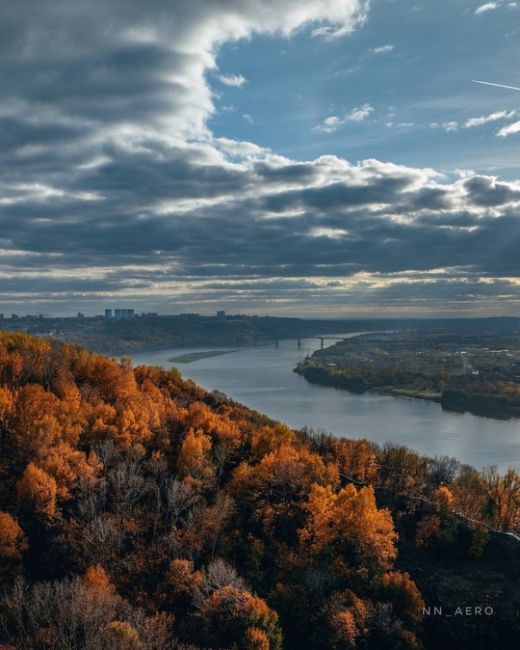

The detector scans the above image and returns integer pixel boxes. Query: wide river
[130,336,520,472]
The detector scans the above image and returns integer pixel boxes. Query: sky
[1,0,520,318]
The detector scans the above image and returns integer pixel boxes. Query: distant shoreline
[296,365,520,421]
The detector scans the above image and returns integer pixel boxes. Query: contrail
[472,80,520,92]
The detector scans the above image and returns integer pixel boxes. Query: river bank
[295,363,520,421]
[129,341,520,471]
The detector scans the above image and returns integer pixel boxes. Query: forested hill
[0,333,519,649]
[12,313,520,354]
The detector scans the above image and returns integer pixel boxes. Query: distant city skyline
[1,1,520,317]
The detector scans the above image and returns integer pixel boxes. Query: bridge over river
[254,334,352,350]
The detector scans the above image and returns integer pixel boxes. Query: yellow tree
[0,512,27,561]
[199,585,282,650]
[250,424,296,461]
[17,463,58,518]
[8,385,63,460]
[299,483,398,571]
[334,438,378,483]
[231,445,338,505]
[435,484,454,512]
[177,428,215,486]
[38,443,101,500]
[380,572,424,624]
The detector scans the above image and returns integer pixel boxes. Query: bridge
[252,334,350,350]
[299,336,349,350]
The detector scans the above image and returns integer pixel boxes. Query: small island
[169,349,238,364]
[295,331,520,419]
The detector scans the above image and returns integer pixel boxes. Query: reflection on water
[130,336,520,472]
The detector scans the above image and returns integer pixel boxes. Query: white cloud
[370,44,395,54]
[430,121,459,132]
[315,104,374,132]
[475,2,499,14]
[214,136,268,155]
[218,73,247,87]
[347,104,375,121]
[386,121,414,128]
[474,1,517,13]
[465,110,517,128]
[309,227,348,239]
[497,120,520,136]
[443,121,459,132]
[314,116,342,133]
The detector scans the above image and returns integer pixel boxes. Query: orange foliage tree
[299,483,398,571]
[17,463,58,518]
[199,585,282,649]
[0,512,27,561]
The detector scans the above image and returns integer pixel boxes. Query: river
[130,336,520,472]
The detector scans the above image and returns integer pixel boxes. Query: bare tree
[427,455,460,487]
[108,459,145,516]
[196,558,248,607]
[2,575,174,650]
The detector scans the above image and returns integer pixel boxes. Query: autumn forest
[0,333,519,649]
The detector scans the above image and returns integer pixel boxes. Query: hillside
[11,314,520,354]
[0,333,519,649]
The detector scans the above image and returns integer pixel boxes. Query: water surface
[130,337,520,472]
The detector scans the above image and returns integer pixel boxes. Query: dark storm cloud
[405,187,451,211]
[1,0,520,313]
[77,147,250,201]
[254,161,320,184]
[464,176,520,207]
[2,187,519,280]
[0,275,149,295]
[261,175,414,213]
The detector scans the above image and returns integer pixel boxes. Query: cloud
[370,44,395,54]
[497,120,520,137]
[1,0,520,315]
[309,227,349,239]
[474,1,518,13]
[430,121,459,132]
[475,2,499,14]
[465,110,517,128]
[2,139,520,313]
[463,174,520,205]
[218,73,247,87]
[315,104,374,132]
[315,116,343,133]
[347,104,375,122]
[385,122,414,128]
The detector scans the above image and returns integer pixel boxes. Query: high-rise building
[105,309,113,319]
[114,309,135,320]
